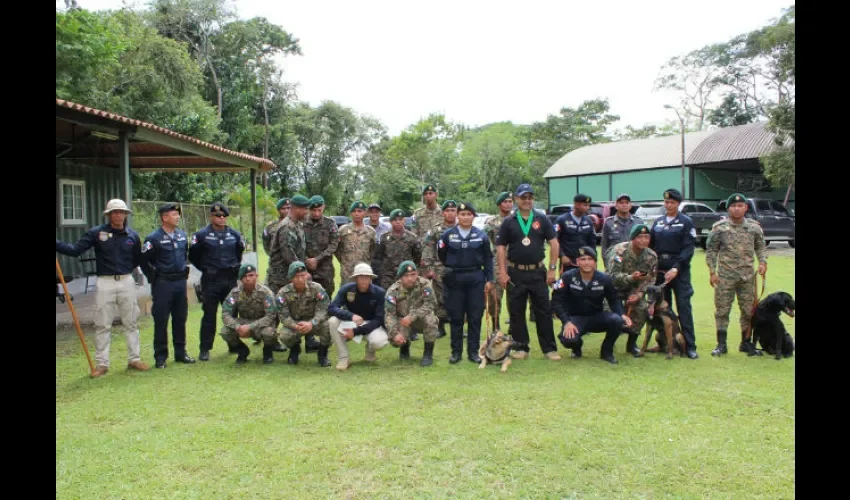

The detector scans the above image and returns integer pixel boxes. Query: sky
[59,0,793,135]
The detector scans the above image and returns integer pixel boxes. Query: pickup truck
[634,201,725,249]
[716,198,795,248]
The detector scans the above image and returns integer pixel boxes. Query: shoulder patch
[386,295,397,305]
[142,241,153,253]
[552,279,564,290]
[226,296,236,305]
[423,287,432,296]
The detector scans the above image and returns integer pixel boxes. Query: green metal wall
[56,160,123,277]
[548,167,689,207]
[548,177,578,206]
[576,174,609,201]
[693,169,795,210]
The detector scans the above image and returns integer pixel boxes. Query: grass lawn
[56,246,794,499]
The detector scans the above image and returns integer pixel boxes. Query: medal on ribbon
[517,211,533,246]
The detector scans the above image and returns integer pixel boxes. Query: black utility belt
[157,269,189,281]
[99,274,131,281]
[508,261,545,271]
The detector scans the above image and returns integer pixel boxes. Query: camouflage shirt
[483,213,509,282]
[411,205,443,240]
[705,218,767,280]
[606,241,659,298]
[268,216,306,281]
[377,229,422,287]
[275,281,330,330]
[335,223,376,282]
[262,218,284,255]
[384,276,437,330]
[421,220,456,277]
[221,282,277,332]
[303,215,340,265]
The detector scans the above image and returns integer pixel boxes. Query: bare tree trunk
[782,183,794,207]
[205,54,223,119]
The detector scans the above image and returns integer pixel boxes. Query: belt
[157,273,187,281]
[507,261,545,271]
[99,274,131,281]
[660,254,675,259]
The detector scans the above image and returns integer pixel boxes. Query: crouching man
[328,262,389,371]
[276,261,332,367]
[551,246,633,364]
[220,264,278,364]
[384,261,439,367]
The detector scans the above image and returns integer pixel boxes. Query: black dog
[751,291,795,360]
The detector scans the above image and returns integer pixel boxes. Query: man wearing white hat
[328,262,389,370]
[56,199,150,377]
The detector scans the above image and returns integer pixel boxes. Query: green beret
[389,209,405,220]
[290,195,310,207]
[238,263,257,280]
[422,184,437,194]
[726,193,748,207]
[276,198,290,210]
[496,192,512,204]
[397,260,417,277]
[629,224,650,239]
[441,200,458,210]
[308,195,325,209]
[287,261,308,279]
[349,200,367,213]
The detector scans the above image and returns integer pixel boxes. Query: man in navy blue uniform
[189,202,246,361]
[551,246,633,364]
[56,199,150,377]
[437,202,494,364]
[141,203,195,368]
[649,188,698,359]
[554,193,597,274]
[328,263,388,371]
[497,183,562,361]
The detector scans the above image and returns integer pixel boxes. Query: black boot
[317,345,331,367]
[305,335,320,353]
[600,352,619,364]
[625,334,641,357]
[287,343,301,365]
[712,329,728,356]
[449,352,462,364]
[273,341,288,353]
[739,339,761,356]
[235,343,250,364]
[262,346,274,364]
[399,341,411,360]
[421,342,435,367]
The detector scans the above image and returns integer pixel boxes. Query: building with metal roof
[543,122,794,210]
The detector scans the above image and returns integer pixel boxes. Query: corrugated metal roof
[687,122,790,164]
[543,122,790,178]
[543,129,715,178]
[56,99,276,170]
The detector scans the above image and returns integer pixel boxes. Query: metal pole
[680,117,686,197]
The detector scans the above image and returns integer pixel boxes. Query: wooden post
[250,168,258,260]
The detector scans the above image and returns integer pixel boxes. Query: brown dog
[478,331,514,372]
[639,285,687,360]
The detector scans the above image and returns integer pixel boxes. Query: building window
[60,179,86,225]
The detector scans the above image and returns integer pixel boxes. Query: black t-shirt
[498,211,556,264]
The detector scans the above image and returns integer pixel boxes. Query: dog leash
[743,269,768,342]
[484,286,495,336]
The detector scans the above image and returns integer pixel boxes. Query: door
[769,201,795,240]
[751,199,779,238]
[681,203,714,238]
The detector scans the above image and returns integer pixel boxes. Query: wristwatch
[311,319,319,326]
[549,263,557,270]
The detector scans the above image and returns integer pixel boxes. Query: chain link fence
[131,201,278,252]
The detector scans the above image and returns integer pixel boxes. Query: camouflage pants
[311,261,335,301]
[280,321,331,348]
[220,323,278,347]
[266,272,289,296]
[714,275,755,333]
[430,276,447,320]
[380,274,397,292]
[388,314,439,344]
[605,297,649,334]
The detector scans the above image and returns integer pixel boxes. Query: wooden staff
[56,257,95,374]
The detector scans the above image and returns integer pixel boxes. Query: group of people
[56,181,769,378]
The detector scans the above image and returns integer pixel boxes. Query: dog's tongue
[648,304,655,318]
[785,308,795,317]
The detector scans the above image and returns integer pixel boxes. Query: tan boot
[511,351,529,360]
[364,348,377,363]
[545,351,562,361]
[127,360,150,371]
[336,358,350,371]
[90,365,109,378]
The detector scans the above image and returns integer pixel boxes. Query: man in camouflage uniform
[335,200,377,285]
[267,194,309,294]
[706,193,768,357]
[276,261,332,367]
[377,209,422,290]
[606,224,658,357]
[601,193,643,269]
[483,191,513,331]
[384,261,440,367]
[411,183,443,240]
[303,195,340,299]
[420,199,458,338]
[220,264,279,365]
[262,197,290,255]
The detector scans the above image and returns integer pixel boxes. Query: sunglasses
[211,212,228,218]
[518,195,534,200]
